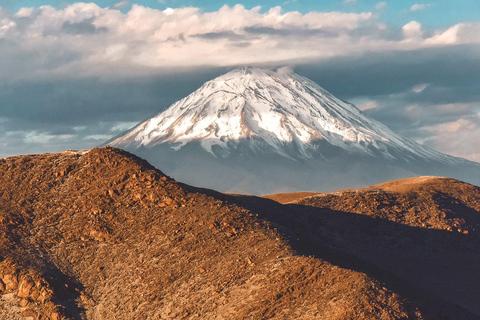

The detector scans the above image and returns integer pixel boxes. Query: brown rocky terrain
[267,176,480,316]
[292,176,480,233]
[0,147,478,319]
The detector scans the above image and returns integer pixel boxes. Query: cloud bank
[2,3,480,80]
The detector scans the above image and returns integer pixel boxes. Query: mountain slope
[2,147,461,319]
[108,67,480,194]
[111,67,457,163]
[292,176,480,233]
[263,177,480,315]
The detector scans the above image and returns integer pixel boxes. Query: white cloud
[402,21,423,39]
[110,121,139,132]
[0,3,479,81]
[428,118,475,134]
[276,66,294,74]
[112,1,130,10]
[0,18,15,38]
[425,118,480,162]
[426,23,480,45]
[0,3,377,79]
[83,134,113,141]
[375,2,387,11]
[357,101,379,111]
[412,83,428,93]
[24,131,74,144]
[410,4,432,12]
[16,7,34,17]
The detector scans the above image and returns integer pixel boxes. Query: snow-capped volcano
[111,67,454,163]
[109,67,479,194]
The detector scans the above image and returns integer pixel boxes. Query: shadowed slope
[258,177,480,315]
[293,176,480,233]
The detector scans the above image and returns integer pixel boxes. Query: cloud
[293,45,480,162]
[402,21,423,39]
[410,4,433,12]
[112,1,130,10]
[0,4,381,80]
[425,118,480,162]
[426,23,480,45]
[0,17,15,38]
[428,118,476,134]
[16,7,34,17]
[375,2,387,11]
[1,3,479,82]
[276,66,294,74]
[62,18,108,34]
[412,83,429,93]
[357,101,379,111]
[191,30,246,41]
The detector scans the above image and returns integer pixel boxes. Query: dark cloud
[62,18,108,35]
[230,41,252,48]
[191,31,246,41]
[46,127,78,135]
[0,39,83,78]
[244,26,338,38]
[402,83,480,105]
[0,67,227,133]
[1,45,480,161]
[294,45,480,99]
[291,46,480,162]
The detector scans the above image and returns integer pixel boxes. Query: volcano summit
[109,67,480,194]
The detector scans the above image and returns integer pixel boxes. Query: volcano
[108,67,480,194]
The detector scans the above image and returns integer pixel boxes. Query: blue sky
[0,0,480,161]
[2,0,480,28]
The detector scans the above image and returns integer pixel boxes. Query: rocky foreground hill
[0,147,479,319]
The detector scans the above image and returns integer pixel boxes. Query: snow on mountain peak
[110,67,458,163]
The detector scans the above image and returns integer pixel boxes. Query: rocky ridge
[263,176,480,315]
[291,176,480,234]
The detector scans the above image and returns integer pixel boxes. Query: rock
[3,273,18,291]
[49,311,62,320]
[17,278,35,298]
[19,297,30,307]
[20,309,37,318]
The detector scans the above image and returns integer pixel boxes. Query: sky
[0,1,480,162]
